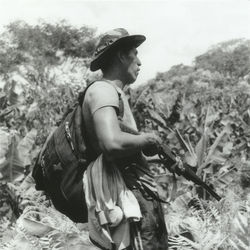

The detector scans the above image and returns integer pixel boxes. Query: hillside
[0,21,250,249]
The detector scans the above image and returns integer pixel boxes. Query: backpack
[32,81,124,223]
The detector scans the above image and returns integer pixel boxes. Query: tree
[0,20,98,144]
[0,20,97,86]
[195,39,250,78]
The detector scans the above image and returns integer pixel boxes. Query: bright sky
[0,0,250,86]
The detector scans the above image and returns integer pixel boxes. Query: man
[83,28,168,250]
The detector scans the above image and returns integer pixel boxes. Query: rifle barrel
[181,166,221,201]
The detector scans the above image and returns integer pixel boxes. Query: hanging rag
[83,154,142,250]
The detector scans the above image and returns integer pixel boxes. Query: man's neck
[102,71,126,89]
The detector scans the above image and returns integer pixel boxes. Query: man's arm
[93,106,158,159]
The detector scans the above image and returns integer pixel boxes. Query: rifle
[158,143,221,201]
[119,123,221,201]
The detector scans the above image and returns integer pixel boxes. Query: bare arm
[93,106,158,159]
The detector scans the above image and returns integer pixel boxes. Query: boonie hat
[90,28,146,72]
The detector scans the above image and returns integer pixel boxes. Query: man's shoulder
[84,80,119,111]
[87,80,117,97]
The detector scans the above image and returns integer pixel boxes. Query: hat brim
[90,34,146,72]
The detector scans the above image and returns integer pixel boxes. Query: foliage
[0,175,97,250]
[0,20,103,249]
[0,20,98,159]
[131,70,250,201]
[166,192,249,250]
[127,39,250,249]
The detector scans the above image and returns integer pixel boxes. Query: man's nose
[137,57,142,66]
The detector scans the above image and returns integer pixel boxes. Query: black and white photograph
[0,0,250,249]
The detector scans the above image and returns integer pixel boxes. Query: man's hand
[142,133,162,156]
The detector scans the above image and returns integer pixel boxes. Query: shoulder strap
[78,81,96,106]
[117,91,124,120]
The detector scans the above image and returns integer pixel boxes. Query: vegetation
[0,21,250,249]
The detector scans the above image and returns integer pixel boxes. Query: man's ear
[117,50,127,64]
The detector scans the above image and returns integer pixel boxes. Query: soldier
[83,28,168,250]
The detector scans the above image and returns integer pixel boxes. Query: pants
[131,189,168,250]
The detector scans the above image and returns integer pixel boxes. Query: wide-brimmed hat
[90,28,146,72]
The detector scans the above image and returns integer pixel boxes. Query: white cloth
[83,155,142,250]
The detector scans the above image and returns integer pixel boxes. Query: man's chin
[128,76,138,85]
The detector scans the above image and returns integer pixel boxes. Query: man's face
[122,47,141,84]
